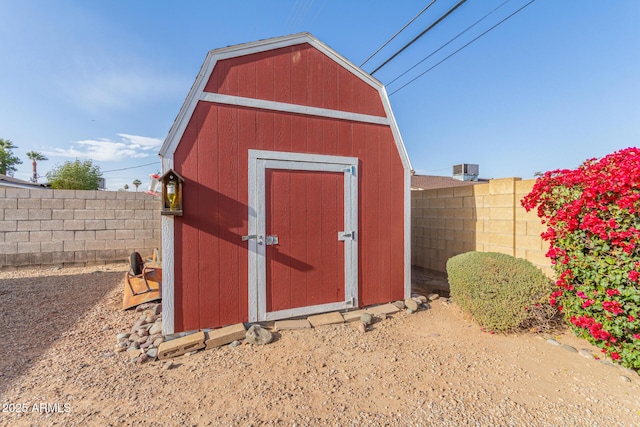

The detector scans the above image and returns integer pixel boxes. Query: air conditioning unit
[453,164,479,181]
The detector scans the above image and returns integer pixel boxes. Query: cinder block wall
[0,187,161,270]
[411,178,552,277]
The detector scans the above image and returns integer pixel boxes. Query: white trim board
[200,92,389,125]
[247,149,358,322]
[161,155,175,335]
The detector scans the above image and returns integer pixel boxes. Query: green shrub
[446,251,556,333]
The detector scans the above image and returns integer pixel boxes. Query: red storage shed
[159,33,412,334]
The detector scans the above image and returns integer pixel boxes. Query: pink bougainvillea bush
[522,147,640,369]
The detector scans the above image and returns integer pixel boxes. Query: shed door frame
[248,149,358,322]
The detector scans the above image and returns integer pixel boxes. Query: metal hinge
[265,235,278,245]
[342,165,356,175]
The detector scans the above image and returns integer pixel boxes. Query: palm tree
[0,138,22,176]
[133,179,142,192]
[26,151,48,183]
[123,184,129,191]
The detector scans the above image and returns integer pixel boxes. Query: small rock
[101,325,110,332]
[116,333,130,341]
[153,337,165,347]
[561,345,578,353]
[360,313,373,325]
[546,339,561,346]
[406,309,415,314]
[620,375,631,383]
[136,336,148,346]
[146,348,158,359]
[143,309,155,318]
[135,303,152,312]
[128,341,140,350]
[127,348,141,360]
[137,328,150,337]
[114,343,127,353]
[428,293,440,301]
[599,359,614,367]
[620,367,637,377]
[229,340,241,348]
[163,361,175,370]
[404,299,419,311]
[358,322,366,333]
[132,319,145,329]
[392,301,405,310]
[578,349,594,359]
[149,322,163,336]
[377,313,387,321]
[428,333,440,337]
[414,295,427,303]
[136,353,149,364]
[245,325,273,345]
[145,315,157,324]
[154,303,162,315]
[140,340,152,350]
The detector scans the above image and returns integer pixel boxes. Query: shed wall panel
[173,100,404,330]
[204,44,386,117]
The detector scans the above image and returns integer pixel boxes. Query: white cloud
[43,134,162,162]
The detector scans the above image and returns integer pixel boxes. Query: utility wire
[360,0,437,67]
[370,0,468,75]
[387,0,512,86]
[101,161,158,173]
[389,0,537,96]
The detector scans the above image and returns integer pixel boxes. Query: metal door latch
[242,234,263,245]
[338,231,355,241]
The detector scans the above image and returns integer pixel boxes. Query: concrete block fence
[411,178,553,278]
[0,187,161,270]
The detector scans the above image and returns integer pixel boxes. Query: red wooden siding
[172,44,405,331]
[204,44,386,118]
[265,169,345,312]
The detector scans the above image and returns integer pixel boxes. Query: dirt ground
[0,264,638,427]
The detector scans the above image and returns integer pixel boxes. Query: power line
[360,0,438,68]
[370,0,468,75]
[101,161,159,174]
[389,0,537,96]
[387,0,512,87]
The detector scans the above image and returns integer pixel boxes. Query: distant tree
[0,138,23,177]
[46,159,102,190]
[132,179,142,192]
[123,184,130,191]
[26,151,48,183]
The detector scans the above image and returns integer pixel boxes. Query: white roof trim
[159,33,413,171]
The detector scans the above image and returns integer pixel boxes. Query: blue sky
[1,0,638,189]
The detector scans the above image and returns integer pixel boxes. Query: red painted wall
[172,45,405,332]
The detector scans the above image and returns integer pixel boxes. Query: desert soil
[0,264,638,427]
